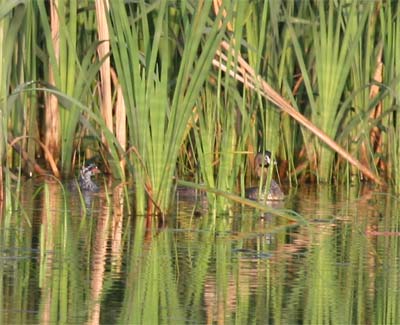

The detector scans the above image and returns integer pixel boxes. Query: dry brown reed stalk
[213,40,385,186]
[369,47,384,170]
[111,68,126,172]
[0,167,3,205]
[9,135,60,178]
[95,0,113,150]
[44,0,61,166]
[359,47,384,174]
[212,0,234,32]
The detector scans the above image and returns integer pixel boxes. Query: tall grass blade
[109,1,232,213]
[0,0,26,209]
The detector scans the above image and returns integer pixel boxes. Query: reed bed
[1,1,400,215]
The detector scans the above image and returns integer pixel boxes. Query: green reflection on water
[1,183,400,324]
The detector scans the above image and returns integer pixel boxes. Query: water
[1,180,400,324]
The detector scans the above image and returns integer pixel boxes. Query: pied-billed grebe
[245,152,284,201]
[78,163,101,192]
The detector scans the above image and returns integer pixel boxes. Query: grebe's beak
[91,166,101,174]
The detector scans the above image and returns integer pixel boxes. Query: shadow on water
[1,180,400,324]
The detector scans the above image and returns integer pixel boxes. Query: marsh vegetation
[1,1,399,215]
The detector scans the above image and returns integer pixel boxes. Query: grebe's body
[245,152,284,201]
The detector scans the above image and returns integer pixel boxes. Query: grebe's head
[80,163,101,178]
[254,151,276,177]
[254,151,276,167]
[78,163,101,192]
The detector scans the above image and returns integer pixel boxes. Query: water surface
[1,181,399,324]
